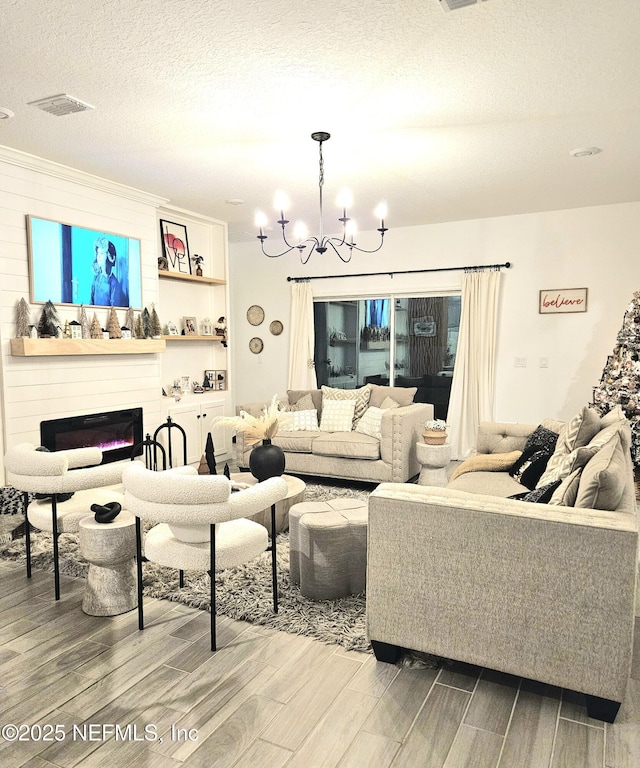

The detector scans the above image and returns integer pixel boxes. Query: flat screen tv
[27,215,143,308]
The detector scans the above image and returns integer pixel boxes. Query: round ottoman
[289,498,368,601]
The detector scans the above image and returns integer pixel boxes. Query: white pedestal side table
[78,511,137,616]
[416,441,451,487]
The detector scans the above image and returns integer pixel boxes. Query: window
[314,294,460,420]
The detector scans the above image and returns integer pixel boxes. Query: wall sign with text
[539,287,588,314]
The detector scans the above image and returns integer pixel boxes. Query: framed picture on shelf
[159,219,191,275]
[183,316,198,335]
[204,369,216,389]
[215,370,227,391]
[200,318,213,335]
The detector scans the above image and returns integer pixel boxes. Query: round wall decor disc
[247,305,265,326]
[269,320,283,336]
[249,337,264,354]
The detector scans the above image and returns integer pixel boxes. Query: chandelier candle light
[255,132,388,264]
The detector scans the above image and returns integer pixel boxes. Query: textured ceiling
[1,0,639,242]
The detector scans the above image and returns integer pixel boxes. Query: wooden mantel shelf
[158,270,225,285]
[10,338,166,357]
[162,335,225,342]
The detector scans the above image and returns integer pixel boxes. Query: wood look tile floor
[0,560,639,767]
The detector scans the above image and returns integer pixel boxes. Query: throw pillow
[600,405,626,428]
[290,393,315,412]
[508,425,559,490]
[321,384,371,426]
[379,396,400,410]
[368,383,416,408]
[319,399,356,432]
[449,451,522,481]
[355,406,386,439]
[549,467,583,506]
[537,406,601,487]
[284,409,319,432]
[574,434,626,510]
[508,480,561,503]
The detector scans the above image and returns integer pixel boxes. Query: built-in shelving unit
[10,338,166,357]
[158,270,225,286]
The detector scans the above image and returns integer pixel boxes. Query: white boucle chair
[122,462,289,651]
[4,442,125,600]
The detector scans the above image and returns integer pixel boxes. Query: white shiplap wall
[0,146,169,480]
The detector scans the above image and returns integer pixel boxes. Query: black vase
[249,438,285,482]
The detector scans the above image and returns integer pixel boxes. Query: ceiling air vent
[439,0,490,11]
[27,94,94,116]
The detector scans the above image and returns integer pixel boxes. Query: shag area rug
[0,479,382,652]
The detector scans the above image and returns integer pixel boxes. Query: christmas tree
[125,307,135,336]
[142,307,151,339]
[90,313,102,339]
[107,307,122,338]
[37,301,60,338]
[79,305,91,339]
[134,313,145,339]
[592,290,640,464]
[150,305,162,338]
[15,297,31,337]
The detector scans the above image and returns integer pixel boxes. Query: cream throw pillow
[537,406,601,487]
[280,409,318,431]
[355,407,386,439]
[321,384,371,426]
[574,434,626,510]
[319,399,355,432]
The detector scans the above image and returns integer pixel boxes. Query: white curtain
[448,268,501,459]
[288,280,318,390]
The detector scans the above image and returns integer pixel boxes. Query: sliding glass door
[314,294,460,420]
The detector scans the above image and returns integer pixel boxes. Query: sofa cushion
[574,434,627,511]
[311,431,380,460]
[476,422,538,455]
[279,409,319,432]
[447,470,524,498]
[600,404,626,428]
[321,384,371,425]
[368,383,416,408]
[273,430,321,453]
[289,393,316,412]
[380,396,400,410]
[319,399,356,432]
[538,406,601,486]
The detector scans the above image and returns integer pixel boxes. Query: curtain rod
[286,262,511,282]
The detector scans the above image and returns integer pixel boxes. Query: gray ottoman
[289,498,368,600]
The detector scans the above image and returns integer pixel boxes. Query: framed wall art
[183,316,198,335]
[159,219,191,275]
[539,288,588,314]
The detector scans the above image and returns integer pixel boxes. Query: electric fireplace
[40,408,144,464]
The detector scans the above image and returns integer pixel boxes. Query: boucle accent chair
[4,442,124,600]
[366,413,638,723]
[122,462,289,651]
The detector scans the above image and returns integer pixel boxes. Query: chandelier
[255,132,388,264]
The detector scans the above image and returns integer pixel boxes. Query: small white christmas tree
[107,307,122,338]
[15,297,31,338]
[79,305,91,339]
[90,313,102,339]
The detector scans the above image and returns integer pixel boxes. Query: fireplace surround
[40,408,143,464]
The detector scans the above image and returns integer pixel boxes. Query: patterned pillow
[319,399,355,432]
[379,396,400,410]
[508,425,558,490]
[290,393,315,412]
[509,480,561,503]
[283,409,319,431]
[355,407,386,439]
[321,384,371,426]
[537,406,601,487]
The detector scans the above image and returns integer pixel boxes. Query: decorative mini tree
[205,432,217,474]
[592,289,640,464]
[125,308,135,337]
[90,313,102,339]
[150,304,162,338]
[107,307,122,338]
[134,313,145,340]
[37,301,60,338]
[63,319,72,339]
[15,297,31,338]
[142,307,151,339]
[79,305,91,339]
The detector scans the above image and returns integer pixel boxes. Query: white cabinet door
[165,398,229,465]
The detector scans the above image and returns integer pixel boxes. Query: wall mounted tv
[27,215,143,309]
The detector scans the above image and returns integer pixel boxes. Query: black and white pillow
[509,425,559,490]
[509,480,561,503]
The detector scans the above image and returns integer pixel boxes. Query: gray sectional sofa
[366,407,638,722]
[235,384,432,483]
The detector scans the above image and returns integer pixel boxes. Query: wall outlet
[540,357,549,368]
[514,356,527,368]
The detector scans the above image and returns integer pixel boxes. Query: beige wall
[229,202,640,425]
